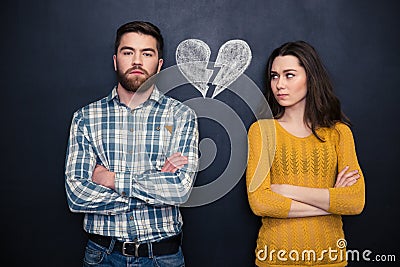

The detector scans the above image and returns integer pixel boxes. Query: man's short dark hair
[114,21,164,58]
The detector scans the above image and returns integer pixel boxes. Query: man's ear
[157,58,164,73]
[113,55,117,71]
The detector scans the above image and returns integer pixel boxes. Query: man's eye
[123,51,133,55]
[143,53,152,57]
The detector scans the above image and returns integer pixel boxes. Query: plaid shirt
[65,87,198,242]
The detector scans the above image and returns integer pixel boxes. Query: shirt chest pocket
[145,123,173,158]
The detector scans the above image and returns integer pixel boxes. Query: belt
[88,233,181,257]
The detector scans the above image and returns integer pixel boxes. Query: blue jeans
[83,239,185,267]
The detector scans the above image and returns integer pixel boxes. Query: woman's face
[270,55,307,109]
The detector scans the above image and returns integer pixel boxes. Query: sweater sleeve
[328,123,365,215]
[246,120,292,218]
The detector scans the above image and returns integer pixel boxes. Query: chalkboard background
[1,0,399,266]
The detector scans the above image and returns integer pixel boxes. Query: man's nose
[132,53,142,65]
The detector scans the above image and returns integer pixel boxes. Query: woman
[246,41,365,266]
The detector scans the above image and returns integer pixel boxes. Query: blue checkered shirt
[65,87,199,242]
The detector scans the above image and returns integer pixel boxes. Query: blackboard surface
[1,0,399,266]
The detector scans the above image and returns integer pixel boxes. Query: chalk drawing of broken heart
[212,40,252,98]
[175,39,213,98]
[175,39,252,98]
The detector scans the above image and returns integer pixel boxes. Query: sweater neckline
[274,119,315,140]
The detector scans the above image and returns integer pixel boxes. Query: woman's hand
[334,166,360,188]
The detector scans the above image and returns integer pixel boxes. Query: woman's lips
[276,94,288,99]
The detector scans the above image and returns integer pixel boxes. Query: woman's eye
[271,74,278,79]
[286,73,295,78]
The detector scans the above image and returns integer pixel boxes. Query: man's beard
[116,65,158,93]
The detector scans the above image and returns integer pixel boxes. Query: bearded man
[65,21,198,267]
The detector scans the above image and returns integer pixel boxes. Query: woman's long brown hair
[264,41,350,141]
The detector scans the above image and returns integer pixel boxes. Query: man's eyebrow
[141,48,156,53]
[119,46,134,51]
[119,46,156,53]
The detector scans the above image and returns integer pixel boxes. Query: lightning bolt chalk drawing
[212,40,252,98]
[176,39,213,98]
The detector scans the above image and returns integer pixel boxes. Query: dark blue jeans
[83,239,185,267]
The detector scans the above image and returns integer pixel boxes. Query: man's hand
[92,164,115,190]
[161,152,188,173]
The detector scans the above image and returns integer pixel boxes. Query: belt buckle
[122,239,140,257]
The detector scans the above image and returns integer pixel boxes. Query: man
[65,21,198,266]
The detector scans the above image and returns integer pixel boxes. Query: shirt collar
[148,86,163,104]
[106,86,119,103]
[106,86,164,105]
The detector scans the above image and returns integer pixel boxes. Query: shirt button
[121,192,126,196]
[129,128,134,132]
[130,215,134,220]
[156,126,160,131]
[131,110,135,114]
[146,199,149,203]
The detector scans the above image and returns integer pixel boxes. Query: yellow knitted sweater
[247,120,365,267]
